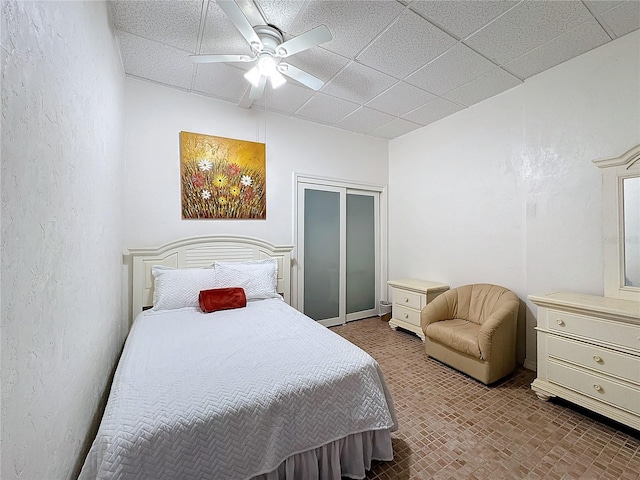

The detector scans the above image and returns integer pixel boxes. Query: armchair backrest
[437,284,518,325]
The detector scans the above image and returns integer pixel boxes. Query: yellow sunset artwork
[180,131,266,219]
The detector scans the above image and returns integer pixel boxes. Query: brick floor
[331,317,640,480]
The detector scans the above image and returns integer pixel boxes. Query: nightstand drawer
[548,310,640,351]
[548,361,640,414]
[548,336,640,385]
[393,304,421,327]
[392,289,423,310]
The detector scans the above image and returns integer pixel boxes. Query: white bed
[79,235,397,480]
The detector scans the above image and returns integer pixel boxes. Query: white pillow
[214,259,279,300]
[151,266,217,310]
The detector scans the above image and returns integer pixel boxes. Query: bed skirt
[252,429,393,480]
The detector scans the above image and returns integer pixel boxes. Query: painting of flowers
[180,131,266,219]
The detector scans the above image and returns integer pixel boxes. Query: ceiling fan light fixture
[244,66,262,87]
[270,70,287,89]
[258,55,277,77]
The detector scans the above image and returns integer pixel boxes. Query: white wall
[123,79,389,249]
[1,2,125,479]
[389,31,640,369]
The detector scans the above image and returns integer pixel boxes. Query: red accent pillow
[199,288,247,313]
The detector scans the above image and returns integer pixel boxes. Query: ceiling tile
[600,0,640,37]
[200,1,254,56]
[283,47,350,84]
[365,82,435,117]
[109,0,201,52]
[405,43,497,95]
[444,67,521,107]
[465,0,594,64]
[409,0,519,39]
[295,92,359,124]
[368,118,423,139]
[192,64,249,102]
[402,98,464,126]
[505,18,610,79]
[116,30,195,90]
[584,1,626,14]
[257,0,308,33]
[356,9,458,79]
[288,0,406,58]
[254,82,315,114]
[321,61,397,105]
[334,107,396,134]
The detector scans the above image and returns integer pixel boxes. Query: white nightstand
[387,279,450,341]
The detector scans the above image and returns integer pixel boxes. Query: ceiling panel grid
[108,0,638,139]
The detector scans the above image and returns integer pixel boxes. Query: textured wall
[1,1,125,478]
[122,78,389,249]
[389,30,640,369]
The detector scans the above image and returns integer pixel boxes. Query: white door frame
[293,173,388,325]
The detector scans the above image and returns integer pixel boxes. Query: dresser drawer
[548,361,640,414]
[548,310,640,351]
[393,304,421,327]
[392,288,424,310]
[548,336,640,385]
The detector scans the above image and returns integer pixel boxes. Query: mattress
[79,298,397,480]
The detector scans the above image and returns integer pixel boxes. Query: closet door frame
[293,173,388,325]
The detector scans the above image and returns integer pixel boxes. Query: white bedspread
[79,298,397,480]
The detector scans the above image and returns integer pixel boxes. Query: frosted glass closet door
[302,188,343,324]
[298,182,379,327]
[346,193,376,319]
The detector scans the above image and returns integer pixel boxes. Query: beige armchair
[420,284,519,385]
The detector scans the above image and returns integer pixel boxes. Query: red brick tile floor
[331,317,640,480]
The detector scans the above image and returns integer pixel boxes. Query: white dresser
[387,279,449,341]
[529,291,640,430]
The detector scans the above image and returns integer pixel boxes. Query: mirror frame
[593,144,640,301]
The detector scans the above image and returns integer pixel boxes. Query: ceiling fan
[190,0,332,101]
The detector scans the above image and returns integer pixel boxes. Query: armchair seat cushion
[425,319,481,359]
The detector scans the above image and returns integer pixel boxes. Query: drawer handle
[404,297,409,303]
[593,355,603,363]
[593,384,603,393]
[556,319,565,326]
[404,313,409,319]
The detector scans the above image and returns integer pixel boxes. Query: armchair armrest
[420,294,455,332]
[478,302,518,360]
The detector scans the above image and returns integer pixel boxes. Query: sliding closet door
[297,182,379,327]
[346,191,378,321]
[300,186,344,326]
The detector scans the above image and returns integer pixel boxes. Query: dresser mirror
[594,145,640,301]
[623,176,640,287]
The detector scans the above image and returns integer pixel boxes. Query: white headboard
[125,235,294,319]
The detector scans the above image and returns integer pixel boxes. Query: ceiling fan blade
[249,76,267,100]
[276,25,332,57]
[217,0,262,49]
[190,54,254,64]
[278,63,324,90]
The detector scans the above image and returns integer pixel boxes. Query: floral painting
[180,131,266,219]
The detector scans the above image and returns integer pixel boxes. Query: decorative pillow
[199,287,247,313]
[214,259,278,300]
[151,266,217,311]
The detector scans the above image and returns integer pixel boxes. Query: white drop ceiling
[109,0,640,139]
